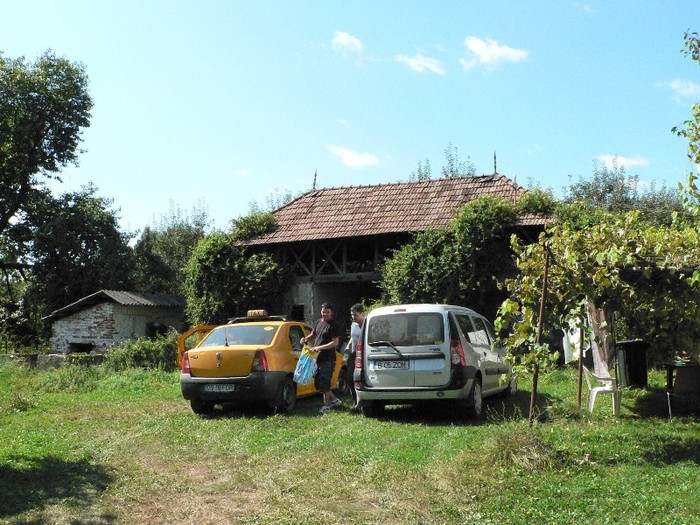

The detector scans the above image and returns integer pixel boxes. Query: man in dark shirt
[301,302,342,413]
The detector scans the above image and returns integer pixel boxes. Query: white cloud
[460,36,528,70]
[336,118,348,125]
[575,3,596,14]
[395,53,445,75]
[663,79,700,98]
[597,154,650,169]
[326,144,380,168]
[229,168,250,178]
[520,143,541,156]
[331,31,363,54]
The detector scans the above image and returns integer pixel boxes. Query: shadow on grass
[623,388,700,466]
[631,387,700,421]
[643,435,700,465]
[194,388,557,426]
[347,389,555,426]
[0,455,116,521]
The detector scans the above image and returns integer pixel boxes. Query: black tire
[335,366,350,396]
[466,377,483,419]
[190,398,215,415]
[507,375,517,396]
[275,377,297,412]
[360,401,385,418]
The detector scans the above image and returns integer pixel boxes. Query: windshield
[367,313,444,346]
[198,324,278,347]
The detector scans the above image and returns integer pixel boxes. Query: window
[470,317,491,346]
[367,313,444,346]
[289,325,305,352]
[69,343,94,353]
[454,315,473,343]
[146,322,167,338]
[199,325,279,347]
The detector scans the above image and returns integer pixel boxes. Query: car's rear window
[367,312,444,346]
[198,325,279,347]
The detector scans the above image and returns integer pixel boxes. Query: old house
[244,174,546,328]
[46,290,185,354]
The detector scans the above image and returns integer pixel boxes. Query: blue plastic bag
[293,346,318,385]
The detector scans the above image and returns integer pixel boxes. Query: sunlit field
[1,361,698,524]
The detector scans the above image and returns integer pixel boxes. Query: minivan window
[469,317,491,346]
[198,325,278,347]
[483,318,498,342]
[454,315,473,343]
[367,313,444,346]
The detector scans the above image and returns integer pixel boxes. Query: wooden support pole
[529,247,550,426]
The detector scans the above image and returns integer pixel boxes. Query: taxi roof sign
[228,310,287,323]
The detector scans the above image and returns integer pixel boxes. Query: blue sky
[4,1,700,233]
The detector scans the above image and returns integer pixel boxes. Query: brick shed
[46,290,186,354]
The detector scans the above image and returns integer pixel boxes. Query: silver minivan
[353,304,515,418]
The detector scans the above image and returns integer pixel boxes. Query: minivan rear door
[364,310,450,388]
[465,315,502,392]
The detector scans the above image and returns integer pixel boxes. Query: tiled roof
[245,174,546,245]
[46,290,185,319]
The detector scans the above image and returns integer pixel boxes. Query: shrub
[104,330,179,372]
[36,364,104,393]
[231,212,277,241]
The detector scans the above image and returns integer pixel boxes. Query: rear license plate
[371,360,409,370]
[203,384,235,393]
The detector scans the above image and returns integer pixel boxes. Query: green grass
[1,361,699,524]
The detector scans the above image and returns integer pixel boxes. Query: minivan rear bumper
[355,377,476,403]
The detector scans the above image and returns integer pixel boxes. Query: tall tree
[564,159,682,225]
[133,200,210,295]
[247,188,296,214]
[25,184,135,321]
[441,142,476,178]
[407,143,475,182]
[409,158,432,181]
[0,50,92,298]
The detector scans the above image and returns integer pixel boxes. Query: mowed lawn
[1,361,699,525]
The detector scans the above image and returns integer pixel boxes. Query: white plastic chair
[583,365,620,416]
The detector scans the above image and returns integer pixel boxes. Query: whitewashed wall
[50,302,184,353]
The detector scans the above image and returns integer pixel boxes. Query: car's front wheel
[190,398,215,415]
[335,366,350,396]
[275,377,297,412]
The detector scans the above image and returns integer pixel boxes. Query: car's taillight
[181,351,191,373]
[251,349,268,372]
[354,342,363,390]
[451,339,466,367]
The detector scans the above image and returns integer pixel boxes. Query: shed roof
[245,174,546,246]
[46,290,185,320]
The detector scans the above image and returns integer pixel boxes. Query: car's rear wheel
[360,401,385,418]
[275,377,297,412]
[190,398,215,415]
[466,377,483,419]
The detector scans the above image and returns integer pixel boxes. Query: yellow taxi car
[178,310,344,415]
